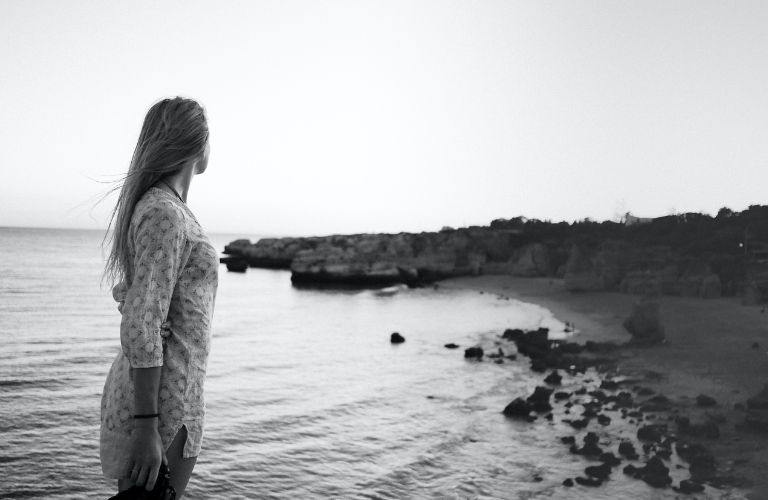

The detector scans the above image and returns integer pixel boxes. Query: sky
[1,0,767,237]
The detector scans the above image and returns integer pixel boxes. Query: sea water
[0,227,745,499]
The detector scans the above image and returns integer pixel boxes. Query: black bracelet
[132,413,160,419]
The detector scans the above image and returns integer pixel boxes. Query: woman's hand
[128,420,167,491]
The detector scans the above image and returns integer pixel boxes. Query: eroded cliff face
[221,211,768,300]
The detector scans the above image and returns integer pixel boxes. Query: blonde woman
[100,97,218,499]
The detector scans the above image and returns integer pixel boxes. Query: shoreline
[439,275,768,498]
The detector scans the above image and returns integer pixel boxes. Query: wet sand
[440,275,768,498]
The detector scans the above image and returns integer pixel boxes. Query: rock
[571,434,603,457]
[676,442,716,481]
[585,463,612,480]
[597,414,611,426]
[600,452,622,466]
[544,370,562,385]
[560,436,576,445]
[747,384,768,410]
[623,297,665,345]
[526,386,554,412]
[502,398,534,420]
[513,328,550,357]
[390,332,405,344]
[675,479,705,494]
[444,343,459,349]
[501,328,525,341]
[637,424,668,443]
[618,441,639,460]
[696,394,717,407]
[562,478,574,487]
[564,418,589,430]
[574,476,603,487]
[584,432,599,445]
[630,456,672,488]
[221,256,248,272]
[464,346,483,359]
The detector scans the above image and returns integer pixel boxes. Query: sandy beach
[440,274,768,498]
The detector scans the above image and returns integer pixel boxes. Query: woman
[100,97,218,499]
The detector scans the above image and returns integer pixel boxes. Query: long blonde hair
[101,97,209,288]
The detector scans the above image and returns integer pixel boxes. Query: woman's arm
[129,366,165,490]
[119,201,189,490]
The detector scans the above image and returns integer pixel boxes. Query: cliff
[221,205,768,301]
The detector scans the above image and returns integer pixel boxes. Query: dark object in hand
[108,463,176,500]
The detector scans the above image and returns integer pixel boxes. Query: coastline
[439,274,768,498]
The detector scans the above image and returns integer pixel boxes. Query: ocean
[0,227,745,499]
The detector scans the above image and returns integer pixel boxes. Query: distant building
[624,212,654,226]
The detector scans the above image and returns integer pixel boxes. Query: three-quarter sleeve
[120,202,188,368]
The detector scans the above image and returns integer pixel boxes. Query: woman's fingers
[129,463,139,483]
[146,464,159,491]
[135,465,150,489]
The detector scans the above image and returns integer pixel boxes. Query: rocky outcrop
[623,297,665,345]
[221,207,768,295]
[564,245,602,292]
[510,243,552,277]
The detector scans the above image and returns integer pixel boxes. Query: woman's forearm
[132,366,161,417]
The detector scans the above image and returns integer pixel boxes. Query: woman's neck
[158,167,193,203]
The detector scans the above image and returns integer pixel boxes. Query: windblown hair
[101,97,208,288]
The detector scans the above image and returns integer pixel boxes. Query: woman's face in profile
[196,140,211,175]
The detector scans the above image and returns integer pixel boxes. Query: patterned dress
[100,186,219,479]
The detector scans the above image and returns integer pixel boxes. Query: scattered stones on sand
[390,332,405,344]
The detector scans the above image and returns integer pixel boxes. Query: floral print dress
[100,186,219,479]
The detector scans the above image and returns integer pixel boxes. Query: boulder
[623,297,665,345]
[390,332,405,344]
[503,398,534,420]
[526,386,554,412]
[464,346,484,360]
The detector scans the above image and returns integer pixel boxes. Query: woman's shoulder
[132,188,189,231]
